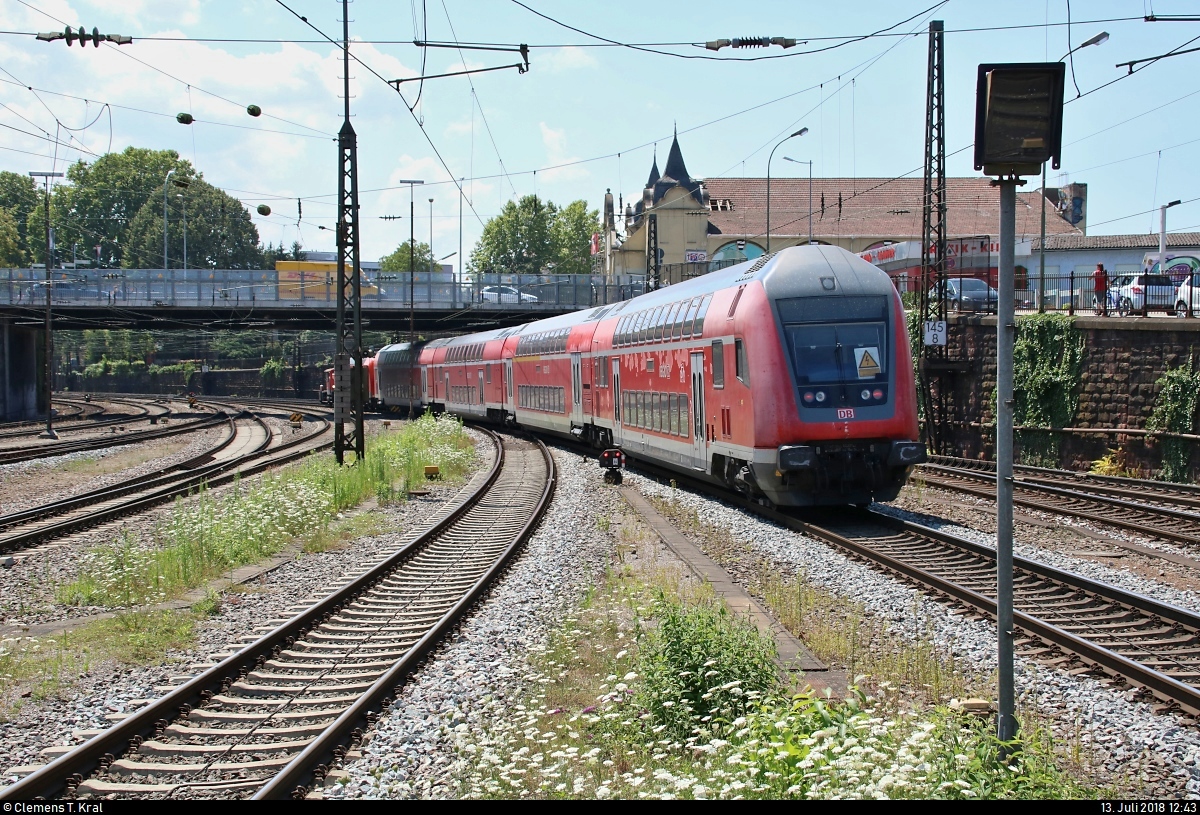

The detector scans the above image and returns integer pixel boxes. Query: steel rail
[0,428,519,801]
[0,412,331,554]
[616,455,1200,716]
[0,413,223,466]
[255,433,556,799]
[918,464,1200,544]
[928,454,1200,498]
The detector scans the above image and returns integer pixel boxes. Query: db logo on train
[837,408,856,420]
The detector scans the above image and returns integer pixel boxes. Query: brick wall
[932,315,1200,473]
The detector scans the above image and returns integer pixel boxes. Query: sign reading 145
[923,320,947,347]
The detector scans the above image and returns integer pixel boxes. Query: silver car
[930,277,997,313]
[480,285,537,304]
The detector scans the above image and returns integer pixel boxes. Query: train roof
[499,245,895,337]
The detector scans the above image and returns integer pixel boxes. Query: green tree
[379,239,433,273]
[26,148,196,268]
[0,171,38,260]
[121,179,261,270]
[551,199,600,276]
[0,207,22,266]
[469,194,557,277]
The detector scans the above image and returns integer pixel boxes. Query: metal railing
[0,269,648,312]
[897,271,1197,316]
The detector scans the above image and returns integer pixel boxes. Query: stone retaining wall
[933,315,1200,475]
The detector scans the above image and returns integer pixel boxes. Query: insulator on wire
[731,36,771,48]
[257,205,272,216]
[176,113,194,125]
[247,105,262,117]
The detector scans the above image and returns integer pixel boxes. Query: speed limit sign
[923,320,947,346]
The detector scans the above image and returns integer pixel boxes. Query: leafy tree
[551,199,600,276]
[469,194,556,277]
[0,172,38,260]
[379,239,433,273]
[469,194,598,276]
[26,148,195,268]
[121,179,261,270]
[0,207,22,266]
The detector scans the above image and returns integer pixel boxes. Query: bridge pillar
[1,319,40,421]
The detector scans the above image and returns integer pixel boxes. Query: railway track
[620,457,1200,718]
[0,409,329,555]
[914,460,1200,546]
[0,430,555,800]
[0,406,215,466]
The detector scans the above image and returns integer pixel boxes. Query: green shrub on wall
[1012,313,1084,467]
[1147,361,1200,483]
[902,294,924,421]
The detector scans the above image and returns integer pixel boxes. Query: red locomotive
[374,246,924,507]
[319,354,378,410]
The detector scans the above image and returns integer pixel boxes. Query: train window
[630,311,644,344]
[619,316,631,346]
[650,306,666,341]
[669,394,679,435]
[681,298,701,339]
[662,302,681,340]
[672,301,688,340]
[735,339,750,386]
[597,357,608,388]
[654,393,664,432]
[712,341,725,389]
[727,285,745,318]
[678,394,688,436]
[692,295,712,337]
[486,364,492,384]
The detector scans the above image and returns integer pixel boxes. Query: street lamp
[1158,198,1182,278]
[766,128,808,252]
[29,170,63,439]
[783,156,814,245]
[429,198,435,275]
[1040,32,1109,313]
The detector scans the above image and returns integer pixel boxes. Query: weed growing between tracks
[447,514,1099,799]
[0,611,196,718]
[55,413,474,608]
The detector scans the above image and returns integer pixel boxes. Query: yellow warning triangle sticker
[856,347,881,378]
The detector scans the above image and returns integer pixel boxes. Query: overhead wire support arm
[1116,44,1200,73]
[389,57,530,87]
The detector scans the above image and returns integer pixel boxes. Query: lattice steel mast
[918,20,949,455]
[333,0,364,463]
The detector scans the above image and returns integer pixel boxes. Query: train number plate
[837,408,856,420]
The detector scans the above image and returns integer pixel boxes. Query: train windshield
[787,323,886,384]
[778,295,888,385]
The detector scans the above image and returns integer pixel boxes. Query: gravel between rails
[0,427,229,517]
[327,446,620,800]
[0,431,492,787]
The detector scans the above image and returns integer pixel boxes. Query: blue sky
[1,0,1199,267]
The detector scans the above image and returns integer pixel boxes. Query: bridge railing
[0,269,648,311]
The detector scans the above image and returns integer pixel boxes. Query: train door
[570,352,583,425]
[690,351,707,470]
[444,373,450,407]
[478,370,485,409]
[504,359,513,413]
[611,357,622,446]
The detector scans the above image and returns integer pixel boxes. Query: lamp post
[1041,32,1109,314]
[29,170,63,439]
[766,128,808,252]
[163,169,175,272]
[1159,197,1182,273]
[429,198,435,275]
[783,156,814,245]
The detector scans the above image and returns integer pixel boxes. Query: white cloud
[537,46,596,73]
[538,121,589,183]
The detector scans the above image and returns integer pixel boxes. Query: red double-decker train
[369,245,924,507]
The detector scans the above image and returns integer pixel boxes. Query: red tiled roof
[703,177,1081,242]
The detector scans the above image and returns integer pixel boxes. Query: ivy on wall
[1147,360,1200,483]
[1012,313,1085,467]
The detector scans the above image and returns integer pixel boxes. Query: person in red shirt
[1093,263,1109,316]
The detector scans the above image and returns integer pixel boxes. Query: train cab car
[318,355,376,410]
[374,342,425,414]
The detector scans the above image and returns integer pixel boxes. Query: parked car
[480,285,537,304]
[1107,272,1174,315]
[930,277,998,313]
[1175,272,1200,317]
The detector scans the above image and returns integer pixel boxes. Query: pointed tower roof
[653,132,704,206]
[646,156,661,188]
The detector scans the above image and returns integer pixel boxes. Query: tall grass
[57,413,475,608]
